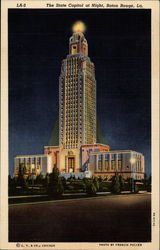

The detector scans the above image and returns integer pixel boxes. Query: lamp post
[130,157,136,193]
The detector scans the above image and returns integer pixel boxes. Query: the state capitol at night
[14,21,145,181]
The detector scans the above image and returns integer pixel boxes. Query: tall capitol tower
[58,21,99,173]
[59,21,96,149]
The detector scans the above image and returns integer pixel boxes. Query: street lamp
[130,157,137,192]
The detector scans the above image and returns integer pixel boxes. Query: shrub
[110,173,120,194]
[8,175,17,195]
[47,166,64,197]
[146,184,151,192]
[93,177,99,191]
[16,165,27,189]
[35,174,44,185]
[125,178,133,191]
[146,175,151,192]
[134,184,139,193]
[61,176,67,189]
[119,175,125,192]
[85,180,97,195]
[99,181,110,192]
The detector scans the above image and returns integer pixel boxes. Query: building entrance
[68,157,75,172]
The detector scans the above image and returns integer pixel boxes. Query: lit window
[105,154,109,160]
[31,158,35,164]
[118,154,122,160]
[104,160,109,170]
[111,161,115,170]
[98,154,102,160]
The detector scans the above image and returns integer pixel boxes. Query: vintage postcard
[0,0,159,250]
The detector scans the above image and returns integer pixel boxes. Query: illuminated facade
[59,31,96,148]
[14,154,52,178]
[13,22,145,180]
[89,150,145,180]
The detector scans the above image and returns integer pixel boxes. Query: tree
[44,173,50,187]
[146,175,151,192]
[47,166,64,197]
[110,173,120,194]
[143,173,148,190]
[85,179,97,196]
[8,175,16,195]
[61,176,67,190]
[86,182,97,195]
[36,173,44,185]
[119,175,125,192]
[93,177,99,191]
[16,164,27,189]
[125,177,133,192]
[134,184,139,193]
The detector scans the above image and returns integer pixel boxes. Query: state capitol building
[14,21,145,181]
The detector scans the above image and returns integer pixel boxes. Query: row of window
[65,92,81,97]
[65,84,79,88]
[65,132,83,136]
[65,130,82,134]
[65,108,81,112]
[18,157,41,164]
[66,83,82,87]
[65,91,79,95]
[65,137,81,141]
[65,87,82,92]
[97,160,122,171]
[65,76,82,80]
[65,73,82,77]
[65,76,79,80]
[65,114,82,118]
[65,130,79,134]
[65,97,79,101]
[65,94,80,98]
[134,163,142,172]
[67,61,78,65]
[65,116,80,119]
[65,108,79,112]
[65,117,79,121]
[65,126,81,129]
[65,122,81,125]
[65,91,82,95]
[66,73,79,77]
[64,145,79,149]
[65,102,79,106]
[66,69,78,74]
[65,109,80,113]
[66,139,78,143]
[65,122,82,126]
[15,165,41,174]
[65,109,79,113]
[67,65,78,69]
[98,154,123,160]
[66,62,78,67]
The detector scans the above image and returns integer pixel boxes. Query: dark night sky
[9,9,151,176]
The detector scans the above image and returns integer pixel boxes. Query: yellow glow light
[72,21,86,33]
[130,158,136,164]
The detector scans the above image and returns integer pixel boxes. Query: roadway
[9,193,151,242]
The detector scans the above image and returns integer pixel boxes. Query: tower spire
[69,21,88,56]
